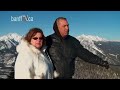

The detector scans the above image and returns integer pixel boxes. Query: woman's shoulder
[16,39,30,53]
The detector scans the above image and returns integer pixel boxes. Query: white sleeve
[14,53,33,79]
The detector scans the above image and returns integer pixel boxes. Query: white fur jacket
[15,39,58,79]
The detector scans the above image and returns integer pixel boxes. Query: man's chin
[63,34,68,38]
[65,33,69,36]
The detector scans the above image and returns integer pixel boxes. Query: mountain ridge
[0,33,120,79]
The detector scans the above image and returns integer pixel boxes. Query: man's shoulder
[46,33,60,42]
[68,35,76,39]
[46,34,53,41]
[68,35,79,41]
[46,33,55,38]
[46,33,57,46]
[46,34,52,38]
[68,35,82,46]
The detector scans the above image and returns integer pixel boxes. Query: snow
[76,34,107,42]
[0,33,22,49]
[0,33,22,42]
[76,34,106,55]
[0,33,120,79]
[98,44,102,45]
[109,53,119,59]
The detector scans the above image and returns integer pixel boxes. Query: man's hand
[101,61,109,69]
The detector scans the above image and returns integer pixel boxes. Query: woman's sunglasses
[32,37,43,40]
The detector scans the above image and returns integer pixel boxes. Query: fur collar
[16,39,46,55]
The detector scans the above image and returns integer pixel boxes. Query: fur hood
[16,38,43,55]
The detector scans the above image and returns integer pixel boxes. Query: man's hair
[24,27,46,47]
[53,17,68,40]
[53,17,67,32]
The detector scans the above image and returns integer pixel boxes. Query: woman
[14,28,58,79]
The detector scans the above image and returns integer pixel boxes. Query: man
[46,17,109,79]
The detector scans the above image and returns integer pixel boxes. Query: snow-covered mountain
[0,33,120,79]
[0,33,22,79]
[0,33,22,50]
[0,33,22,42]
[76,34,106,55]
[77,34,107,42]
[76,34,120,65]
[76,34,108,55]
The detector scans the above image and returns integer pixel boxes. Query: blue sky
[0,11,120,40]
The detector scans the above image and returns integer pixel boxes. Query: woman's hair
[24,28,46,47]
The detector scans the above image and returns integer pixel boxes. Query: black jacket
[46,33,107,78]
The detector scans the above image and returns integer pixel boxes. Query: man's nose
[65,26,69,30]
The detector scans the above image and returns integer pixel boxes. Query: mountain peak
[76,34,107,42]
[76,34,107,55]
[0,33,22,42]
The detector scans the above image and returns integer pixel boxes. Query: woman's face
[30,32,43,49]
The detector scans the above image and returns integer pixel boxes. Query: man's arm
[75,40,109,69]
[47,45,66,77]
[46,36,65,77]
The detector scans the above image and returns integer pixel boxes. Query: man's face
[57,19,69,38]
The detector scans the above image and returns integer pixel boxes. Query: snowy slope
[76,34,107,55]
[76,34,120,65]
[0,33,22,50]
[0,33,120,79]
